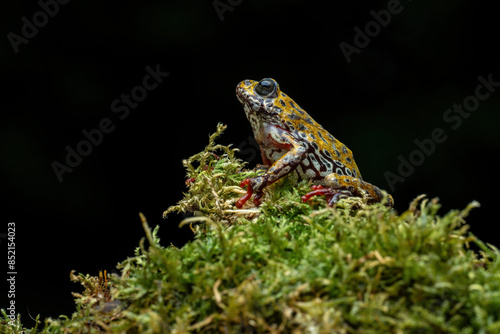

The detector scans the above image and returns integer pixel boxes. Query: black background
[2,0,499,327]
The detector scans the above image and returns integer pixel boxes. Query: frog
[234,78,393,209]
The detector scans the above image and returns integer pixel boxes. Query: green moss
[3,123,500,333]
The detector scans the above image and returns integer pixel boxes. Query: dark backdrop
[2,0,499,327]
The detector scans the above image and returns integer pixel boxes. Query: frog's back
[277,93,363,181]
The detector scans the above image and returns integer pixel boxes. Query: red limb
[301,185,331,202]
[235,179,254,209]
[302,185,352,207]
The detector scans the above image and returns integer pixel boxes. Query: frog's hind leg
[302,173,393,206]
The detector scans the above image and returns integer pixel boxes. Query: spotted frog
[234,78,393,208]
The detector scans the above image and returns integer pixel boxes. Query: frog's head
[236,78,284,121]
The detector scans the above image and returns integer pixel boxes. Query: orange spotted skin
[235,78,393,208]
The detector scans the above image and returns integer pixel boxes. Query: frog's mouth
[236,92,245,104]
[236,85,259,110]
[235,83,252,102]
[238,94,267,116]
[236,80,282,123]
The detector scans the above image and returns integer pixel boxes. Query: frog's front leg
[235,130,307,208]
[302,173,394,207]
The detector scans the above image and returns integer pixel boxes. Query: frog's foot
[235,183,263,208]
[235,179,254,208]
[301,185,353,207]
[235,176,268,208]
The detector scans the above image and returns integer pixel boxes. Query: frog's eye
[255,79,278,98]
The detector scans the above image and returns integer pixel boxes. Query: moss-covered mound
[3,124,500,333]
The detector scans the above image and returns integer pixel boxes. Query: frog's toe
[327,189,353,206]
[302,186,353,207]
[301,185,330,203]
[235,179,254,209]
